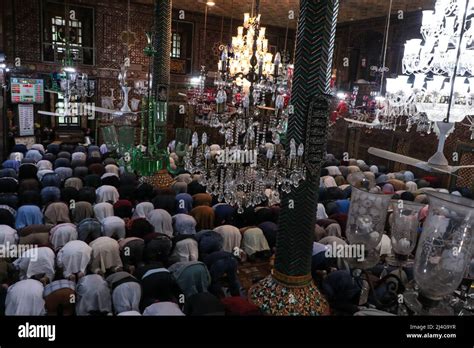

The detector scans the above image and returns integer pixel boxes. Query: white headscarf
[89,237,123,274]
[169,238,199,264]
[50,223,78,251]
[56,240,92,278]
[37,160,53,171]
[316,203,328,220]
[5,279,46,316]
[76,274,112,316]
[241,227,270,257]
[214,225,242,253]
[0,225,19,245]
[93,202,114,222]
[143,302,185,316]
[101,216,126,240]
[147,209,173,236]
[132,202,154,219]
[95,185,119,204]
[13,247,55,281]
[112,282,142,314]
[105,164,120,176]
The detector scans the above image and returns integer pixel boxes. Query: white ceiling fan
[368,122,474,175]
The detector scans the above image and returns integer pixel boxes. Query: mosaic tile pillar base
[248,275,330,316]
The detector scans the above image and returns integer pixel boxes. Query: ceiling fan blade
[44,89,60,94]
[450,165,474,173]
[38,110,67,117]
[368,147,426,167]
[344,118,384,128]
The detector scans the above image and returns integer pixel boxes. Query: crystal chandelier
[383,0,474,137]
[184,0,304,212]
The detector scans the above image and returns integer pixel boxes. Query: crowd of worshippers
[0,143,277,316]
[312,154,473,315]
[0,143,472,316]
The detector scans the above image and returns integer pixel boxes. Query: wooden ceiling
[133,0,436,27]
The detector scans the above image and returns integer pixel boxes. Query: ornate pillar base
[248,272,330,316]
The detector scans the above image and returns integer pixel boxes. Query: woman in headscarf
[113,200,133,219]
[44,201,71,225]
[383,183,395,195]
[195,230,224,257]
[335,199,350,215]
[105,164,120,177]
[316,203,328,220]
[95,185,119,204]
[0,224,18,245]
[325,223,342,238]
[405,181,418,193]
[240,227,270,259]
[152,189,176,215]
[50,223,78,251]
[172,181,188,194]
[169,236,199,264]
[40,186,61,206]
[5,279,46,315]
[363,171,376,189]
[214,225,242,253]
[132,201,154,219]
[203,250,241,298]
[146,209,173,237]
[13,246,55,283]
[55,167,73,182]
[175,193,193,214]
[43,280,76,316]
[89,236,123,275]
[72,201,94,223]
[213,203,236,226]
[387,179,406,191]
[334,175,347,187]
[15,205,43,230]
[88,163,105,177]
[172,213,197,236]
[17,224,50,246]
[76,274,112,316]
[77,218,102,243]
[93,202,114,222]
[169,261,211,298]
[101,216,126,240]
[190,206,215,231]
[0,209,15,228]
[56,240,92,281]
[106,271,141,315]
[143,302,185,316]
[321,176,337,188]
[61,187,79,205]
[64,177,83,191]
[84,174,101,188]
[254,207,272,225]
[192,193,212,207]
[119,237,145,273]
[258,221,278,251]
[128,218,154,239]
[136,264,180,311]
[19,163,38,180]
[101,173,120,188]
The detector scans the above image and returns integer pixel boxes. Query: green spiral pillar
[249,0,339,315]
